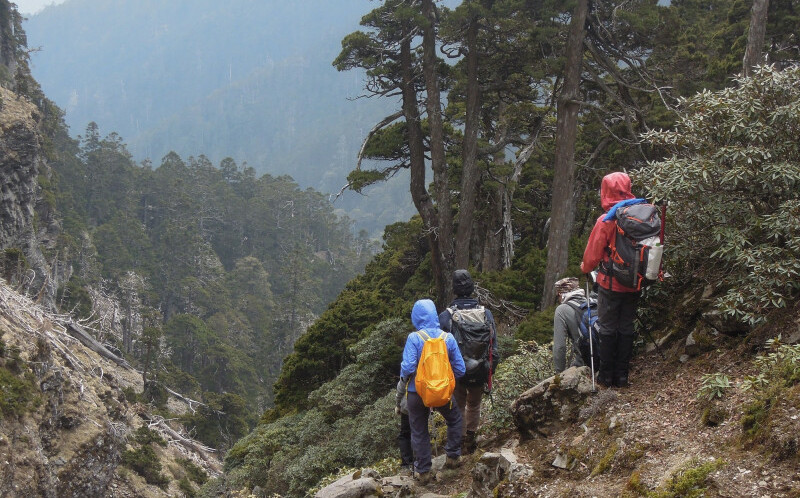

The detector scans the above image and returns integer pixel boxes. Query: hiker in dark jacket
[581,171,641,387]
[400,299,466,484]
[438,270,499,454]
[552,277,586,373]
[394,378,414,475]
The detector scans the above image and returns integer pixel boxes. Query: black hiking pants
[398,412,414,467]
[597,286,640,385]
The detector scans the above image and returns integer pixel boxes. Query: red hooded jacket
[580,172,638,293]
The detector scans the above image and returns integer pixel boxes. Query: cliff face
[0,87,55,303]
[0,87,40,248]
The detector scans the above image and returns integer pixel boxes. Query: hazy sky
[14,0,66,15]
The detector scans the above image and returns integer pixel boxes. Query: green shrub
[0,343,39,419]
[55,277,93,319]
[0,248,29,285]
[308,318,407,420]
[640,65,800,326]
[482,341,552,432]
[648,458,725,498]
[130,426,167,447]
[178,458,208,485]
[177,476,196,497]
[515,308,555,344]
[739,338,800,443]
[0,366,38,418]
[121,445,170,489]
[142,380,168,408]
[697,372,731,401]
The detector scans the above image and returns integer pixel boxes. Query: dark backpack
[567,297,599,369]
[605,203,663,290]
[448,305,494,385]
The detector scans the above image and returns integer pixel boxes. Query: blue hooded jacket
[400,299,466,392]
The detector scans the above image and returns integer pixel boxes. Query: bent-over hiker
[552,277,586,373]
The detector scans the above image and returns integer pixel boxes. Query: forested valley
[1,0,799,496]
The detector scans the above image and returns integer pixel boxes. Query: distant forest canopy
[23,0,416,234]
[45,118,377,412]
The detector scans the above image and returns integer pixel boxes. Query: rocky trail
[316,316,800,498]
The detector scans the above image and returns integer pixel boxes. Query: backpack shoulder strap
[416,330,431,342]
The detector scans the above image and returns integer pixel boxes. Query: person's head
[452,269,474,297]
[411,299,440,330]
[554,277,580,304]
[600,172,635,211]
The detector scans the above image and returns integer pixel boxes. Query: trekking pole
[586,277,597,393]
[644,326,665,360]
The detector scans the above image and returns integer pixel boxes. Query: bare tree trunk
[422,0,454,306]
[541,0,589,310]
[743,0,770,77]
[455,12,481,272]
[481,176,504,272]
[400,20,444,303]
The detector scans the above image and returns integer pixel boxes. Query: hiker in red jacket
[581,172,641,387]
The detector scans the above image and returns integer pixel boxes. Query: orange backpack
[414,330,455,407]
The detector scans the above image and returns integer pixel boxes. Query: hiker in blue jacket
[400,299,466,485]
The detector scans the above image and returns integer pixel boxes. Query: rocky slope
[0,279,221,497]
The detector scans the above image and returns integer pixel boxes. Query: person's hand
[395,406,401,416]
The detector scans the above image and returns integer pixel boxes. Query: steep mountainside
[0,278,220,497]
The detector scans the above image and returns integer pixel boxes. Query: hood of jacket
[561,289,586,304]
[411,299,441,331]
[600,172,635,211]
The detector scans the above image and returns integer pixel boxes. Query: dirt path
[427,337,800,497]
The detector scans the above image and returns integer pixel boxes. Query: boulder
[510,366,594,437]
[315,469,382,498]
[380,475,415,498]
[702,310,749,335]
[468,452,512,498]
[467,450,532,498]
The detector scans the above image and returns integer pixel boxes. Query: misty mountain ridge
[24,0,414,234]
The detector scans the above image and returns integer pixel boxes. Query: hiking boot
[415,471,432,486]
[398,465,413,477]
[462,430,477,454]
[614,334,634,388]
[597,370,614,387]
[597,333,617,387]
[444,455,461,469]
